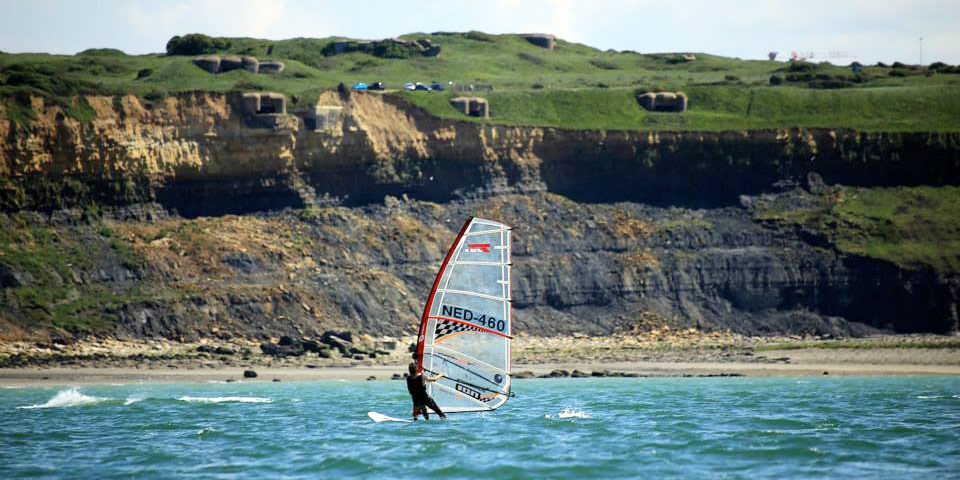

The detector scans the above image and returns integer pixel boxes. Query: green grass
[396,84,960,131]
[756,338,960,350]
[755,185,960,273]
[1,32,959,130]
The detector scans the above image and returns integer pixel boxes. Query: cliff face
[0,92,958,340]
[3,92,959,213]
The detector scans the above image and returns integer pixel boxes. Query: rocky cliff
[1,91,958,341]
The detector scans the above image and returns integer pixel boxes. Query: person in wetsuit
[406,362,447,421]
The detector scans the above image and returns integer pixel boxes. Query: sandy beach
[2,333,958,387]
[2,348,959,387]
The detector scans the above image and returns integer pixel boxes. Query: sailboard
[415,217,513,413]
[367,411,412,423]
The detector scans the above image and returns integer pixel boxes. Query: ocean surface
[2,376,959,479]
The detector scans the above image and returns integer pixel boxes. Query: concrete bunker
[239,92,290,128]
[192,55,284,74]
[637,91,688,112]
[450,97,489,118]
[304,105,343,131]
[521,34,556,50]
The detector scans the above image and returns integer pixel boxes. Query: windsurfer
[406,362,447,420]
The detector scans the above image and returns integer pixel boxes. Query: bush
[143,89,168,101]
[788,61,817,72]
[232,79,265,91]
[785,72,814,82]
[372,42,413,59]
[769,75,783,85]
[165,34,230,55]
[464,31,495,42]
[78,48,127,57]
[531,83,545,89]
[808,79,851,89]
[136,68,152,80]
[590,59,619,70]
[517,52,546,65]
[724,75,740,82]
[2,63,98,96]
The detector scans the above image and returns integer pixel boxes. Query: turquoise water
[2,377,959,479]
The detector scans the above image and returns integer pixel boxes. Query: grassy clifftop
[2,32,959,131]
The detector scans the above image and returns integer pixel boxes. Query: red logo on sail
[465,243,491,253]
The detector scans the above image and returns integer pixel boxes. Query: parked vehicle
[414,82,431,91]
[403,82,416,91]
[352,82,368,91]
[368,82,385,91]
[429,82,445,91]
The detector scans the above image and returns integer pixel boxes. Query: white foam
[124,397,146,405]
[545,407,592,419]
[18,388,109,409]
[177,396,272,404]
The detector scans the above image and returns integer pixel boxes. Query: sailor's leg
[426,397,446,419]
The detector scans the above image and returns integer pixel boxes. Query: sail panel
[416,217,512,413]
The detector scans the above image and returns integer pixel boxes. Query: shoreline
[3,334,959,387]
[3,355,959,388]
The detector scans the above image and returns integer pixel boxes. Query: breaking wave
[545,407,592,419]
[177,396,272,404]
[18,388,110,409]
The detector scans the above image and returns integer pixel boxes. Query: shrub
[590,59,619,70]
[136,68,152,80]
[531,83,544,89]
[2,63,99,96]
[517,52,546,65]
[143,89,168,101]
[787,61,817,72]
[165,34,231,55]
[77,48,127,57]
[769,75,783,85]
[349,59,381,71]
[785,72,814,82]
[373,42,413,59]
[464,31,495,42]
[232,79,264,91]
[724,75,740,82]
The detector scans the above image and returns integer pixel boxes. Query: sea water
[2,377,959,479]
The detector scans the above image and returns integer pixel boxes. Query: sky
[1,0,958,65]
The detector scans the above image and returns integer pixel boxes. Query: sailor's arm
[425,373,443,382]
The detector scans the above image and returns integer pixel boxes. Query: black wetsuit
[406,374,446,419]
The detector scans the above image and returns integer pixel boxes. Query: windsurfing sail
[416,217,512,412]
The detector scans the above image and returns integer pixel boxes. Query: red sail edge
[415,217,474,373]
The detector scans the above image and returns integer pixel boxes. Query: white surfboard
[368,411,412,423]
